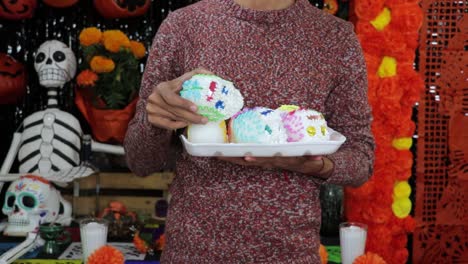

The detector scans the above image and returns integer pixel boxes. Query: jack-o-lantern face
[94,0,151,19]
[0,0,37,20]
[43,0,78,8]
[0,53,27,104]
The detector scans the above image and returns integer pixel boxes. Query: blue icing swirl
[180,79,203,102]
[233,110,266,143]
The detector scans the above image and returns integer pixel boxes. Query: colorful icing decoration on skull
[229,107,287,144]
[180,74,244,122]
[279,106,330,142]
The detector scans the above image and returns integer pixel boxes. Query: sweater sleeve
[124,13,185,176]
[323,23,375,187]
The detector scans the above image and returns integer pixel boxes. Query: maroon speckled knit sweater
[124,0,374,263]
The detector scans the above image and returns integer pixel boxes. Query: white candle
[340,223,367,264]
[80,219,108,263]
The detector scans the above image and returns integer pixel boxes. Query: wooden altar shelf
[61,172,174,217]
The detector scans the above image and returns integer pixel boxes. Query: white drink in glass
[79,218,109,263]
[339,222,367,264]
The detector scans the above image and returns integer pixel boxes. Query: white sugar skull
[2,175,72,237]
[180,74,244,122]
[34,40,77,88]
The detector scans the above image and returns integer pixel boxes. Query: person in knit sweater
[124,0,375,263]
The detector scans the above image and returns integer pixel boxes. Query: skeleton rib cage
[18,108,83,176]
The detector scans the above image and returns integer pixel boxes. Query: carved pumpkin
[323,0,338,15]
[0,0,37,20]
[0,53,27,104]
[94,0,151,19]
[43,0,79,8]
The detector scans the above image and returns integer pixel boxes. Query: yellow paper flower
[102,30,131,53]
[392,198,412,218]
[90,56,115,73]
[79,27,102,46]
[377,56,397,78]
[130,41,146,59]
[392,137,412,150]
[393,181,411,199]
[371,7,392,31]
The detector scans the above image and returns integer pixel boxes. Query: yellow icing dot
[392,198,412,218]
[377,56,397,78]
[321,126,327,136]
[392,137,412,150]
[219,120,228,143]
[371,7,392,31]
[307,126,316,136]
[278,105,300,112]
[393,181,411,199]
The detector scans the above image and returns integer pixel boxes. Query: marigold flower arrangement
[76,27,146,109]
[87,245,124,264]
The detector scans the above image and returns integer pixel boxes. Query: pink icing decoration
[281,111,305,142]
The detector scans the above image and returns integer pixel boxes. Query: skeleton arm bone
[91,140,125,155]
[0,232,43,264]
[1,133,22,175]
[0,132,22,191]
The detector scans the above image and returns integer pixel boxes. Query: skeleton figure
[1,40,124,185]
[0,40,124,264]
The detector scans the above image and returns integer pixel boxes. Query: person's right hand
[146,68,212,130]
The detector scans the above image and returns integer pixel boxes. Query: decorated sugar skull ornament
[2,175,72,237]
[229,107,288,144]
[34,40,77,88]
[278,105,330,142]
[181,74,244,143]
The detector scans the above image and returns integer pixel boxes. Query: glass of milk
[339,222,367,264]
[79,217,109,263]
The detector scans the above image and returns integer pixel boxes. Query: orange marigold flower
[79,27,102,46]
[77,70,98,86]
[90,56,115,73]
[130,41,146,59]
[102,30,131,53]
[133,232,149,253]
[353,252,387,264]
[87,245,124,264]
[319,244,328,264]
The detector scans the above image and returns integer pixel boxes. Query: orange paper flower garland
[346,1,424,263]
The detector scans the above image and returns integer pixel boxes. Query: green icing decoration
[198,105,225,121]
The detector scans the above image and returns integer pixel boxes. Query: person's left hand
[217,156,326,176]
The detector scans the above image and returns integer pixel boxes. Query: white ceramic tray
[180,128,346,157]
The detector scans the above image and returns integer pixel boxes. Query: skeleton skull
[34,40,77,88]
[2,175,72,237]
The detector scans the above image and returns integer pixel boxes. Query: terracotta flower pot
[75,88,137,144]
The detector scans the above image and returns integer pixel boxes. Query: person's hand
[217,156,332,178]
[146,68,213,130]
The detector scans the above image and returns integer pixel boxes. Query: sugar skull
[180,74,244,122]
[2,175,72,237]
[229,107,288,144]
[34,40,77,88]
[280,108,330,142]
